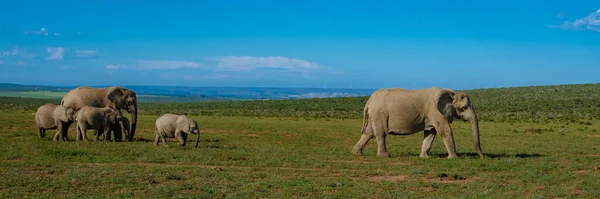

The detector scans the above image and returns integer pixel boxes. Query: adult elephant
[61,86,138,142]
[352,87,483,159]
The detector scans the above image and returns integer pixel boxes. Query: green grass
[0,91,68,99]
[1,83,600,198]
[1,112,599,198]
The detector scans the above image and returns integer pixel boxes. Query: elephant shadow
[427,152,544,159]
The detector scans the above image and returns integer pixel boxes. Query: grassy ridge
[2,83,600,122]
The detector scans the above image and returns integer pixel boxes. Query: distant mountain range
[0,83,377,101]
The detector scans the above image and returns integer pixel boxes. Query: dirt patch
[573,170,589,174]
[247,134,260,137]
[368,175,409,182]
[586,134,600,138]
[421,175,475,184]
[323,190,340,194]
[322,160,373,164]
[366,173,475,184]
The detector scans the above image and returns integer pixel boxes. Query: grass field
[0,91,68,99]
[1,84,600,198]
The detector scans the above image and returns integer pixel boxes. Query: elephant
[352,87,483,159]
[74,106,126,142]
[61,86,138,141]
[104,116,130,142]
[154,113,200,148]
[34,103,76,141]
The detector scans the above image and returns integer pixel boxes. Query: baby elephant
[75,106,125,142]
[34,103,76,141]
[105,116,130,142]
[154,113,200,147]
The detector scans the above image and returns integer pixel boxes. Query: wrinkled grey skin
[34,103,76,141]
[154,113,200,147]
[352,87,483,159]
[74,106,125,142]
[61,86,138,142]
[104,116,130,142]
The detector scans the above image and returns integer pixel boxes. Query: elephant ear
[434,89,456,122]
[106,87,125,108]
[54,106,69,122]
[104,109,116,124]
[179,117,191,134]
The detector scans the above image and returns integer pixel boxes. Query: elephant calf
[154,113,200,147]
[74,106,125,142]
[34,103,76,141]
[105,116,130,142]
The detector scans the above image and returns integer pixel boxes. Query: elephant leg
[39,128,44,138]
[104,129,111,142]
[430,114,457,159]
[153,131,160,146]
[60,122,70,141]
[352,122,374,156]
[76,126,81,141]
[81,129,89,142]
[420,129,437,158]
[160,133,168,146]
[53,129,60,141]
[371,120,389,157]
[177,133,187,147]
[113,128,122,142]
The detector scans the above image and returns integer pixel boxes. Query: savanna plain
[1,84,600,198]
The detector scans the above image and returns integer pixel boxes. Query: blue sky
[0,1,599,89]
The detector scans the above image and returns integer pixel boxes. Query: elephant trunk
[120,121,126,142]
[469,115,484,158]
[129,104,138,142]
[194,129,200,148]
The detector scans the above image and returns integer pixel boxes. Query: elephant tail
[360,104,369,134]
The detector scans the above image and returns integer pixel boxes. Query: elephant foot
[447,154,458,159]
[377,152,390,158]
[419,154,430,158]
[351,148,363,156]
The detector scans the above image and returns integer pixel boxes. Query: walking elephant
[154,113,200,148]
[34,103,76,141]
[74,106,126,142]
[61,86,138,141]
[352,87,484,159]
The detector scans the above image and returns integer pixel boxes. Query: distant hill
[2,82,599,123]
[0,83,69,92]
[0,83,376,102]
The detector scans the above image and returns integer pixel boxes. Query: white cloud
[212,56,322,72]
[24,27,49,36]
[136,60,203,70]
[183,74,230,81]
[76,50,97,58]
[106,64,127,69]
[551,9,600,32]
[23,27,60,36]
[16,61,28,66]
[46,47,65,60]
[1,47,34,59]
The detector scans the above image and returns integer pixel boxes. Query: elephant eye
[461,106,468,111]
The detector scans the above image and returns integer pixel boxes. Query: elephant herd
[34,86,200,147]
[34,86,484,159]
